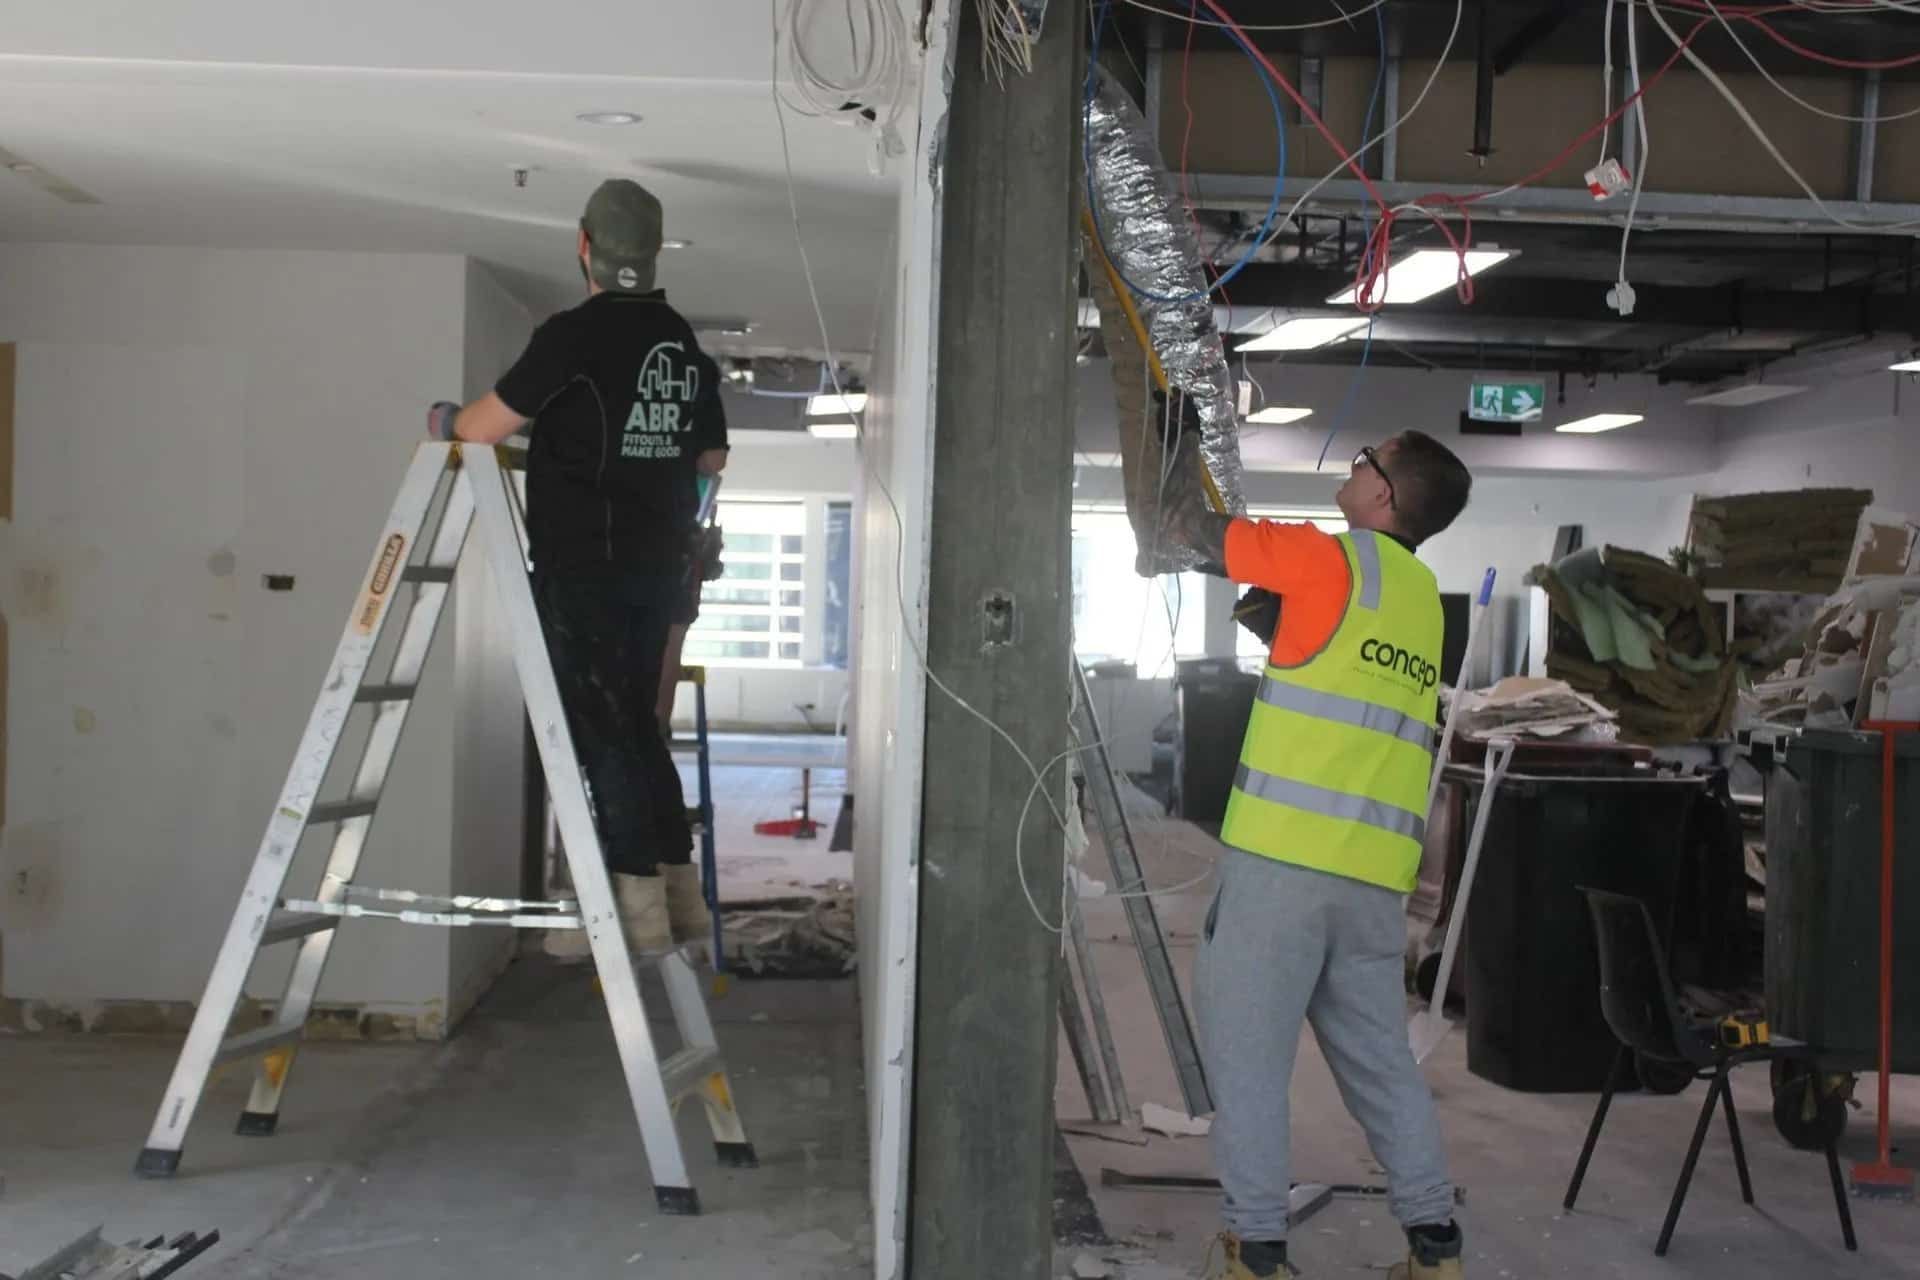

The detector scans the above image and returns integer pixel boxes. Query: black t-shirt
[495,291,726,576]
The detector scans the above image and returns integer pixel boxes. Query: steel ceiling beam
[1207,264,1918,335]
[1186,171,1920,235]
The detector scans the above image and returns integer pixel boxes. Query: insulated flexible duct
[1082,67,1248,574]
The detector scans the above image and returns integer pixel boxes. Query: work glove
[1235,586,1280,647]
[1150,384,1206,437]
[697,526,726,582]
[426,401,460,441]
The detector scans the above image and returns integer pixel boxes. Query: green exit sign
[1467,380,1545,423]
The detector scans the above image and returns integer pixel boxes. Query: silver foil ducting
[1083,67,1248,573]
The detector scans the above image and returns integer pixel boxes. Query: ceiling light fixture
[1555,412,1644,434]
[1686,384,1808,408]
[1245,406,1314,425]
[576,111,643,126]
[1238,316,1368,353]
[1889,358,1920,373]
[662,238,692,250]
[807,392,868,417]
[1327,249,1512,306]
[808,420,860,440]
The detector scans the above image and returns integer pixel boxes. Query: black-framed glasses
[1354,447,1397,509]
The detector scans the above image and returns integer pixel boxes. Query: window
[1071,506,1206,676]
[686,500,807,668]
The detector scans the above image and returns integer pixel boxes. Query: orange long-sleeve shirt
[1223,519,1353,667]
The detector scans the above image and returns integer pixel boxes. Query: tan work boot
[542,924,593,963]
[614,873,673,953]
[663,863,712,943]
[1210,1234,1297,1279]
[1386,1224,1464,1280]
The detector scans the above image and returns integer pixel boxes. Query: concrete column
[907,1,1084,1276]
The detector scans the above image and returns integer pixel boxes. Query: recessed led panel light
[1245,406,1314,425]
[1889,359,1920,373]
[1328,249,1512,306]
[662,238,692,250]
[1686,384,1808,407]
[807,392,868,417]
[808,420,859,440]
[577,111,643,126]
[1555,412,1644,434]
[1238,317,1367,352]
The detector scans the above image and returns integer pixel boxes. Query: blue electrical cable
[1084,0,1286,302]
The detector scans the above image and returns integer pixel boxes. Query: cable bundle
[774,0,910,172]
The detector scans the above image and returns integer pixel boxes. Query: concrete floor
[680,736,851,902]
[1,959,870,1279]
[1055,801,1920,1279]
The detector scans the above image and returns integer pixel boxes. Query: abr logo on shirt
[624,341,699,458]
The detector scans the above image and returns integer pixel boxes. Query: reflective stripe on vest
[1219,528,1443,894]
[1233,764,1427,843]
[1254,677,1436,751]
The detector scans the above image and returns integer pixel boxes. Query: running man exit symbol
[1467,380,1546,423]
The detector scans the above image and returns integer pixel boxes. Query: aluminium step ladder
[133,442,754,1215]
[1068,656,1212,1116]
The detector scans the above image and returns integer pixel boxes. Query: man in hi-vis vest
[1162,422,1474,1280]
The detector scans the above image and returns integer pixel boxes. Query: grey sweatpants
[1195,847,1456,1241]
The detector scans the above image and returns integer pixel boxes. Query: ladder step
[307,798,379,825]
[261,911,338,945]
[354,683,417,703]
[659,1046,724,1103]
[216,1021,304,1066]
[402,565,455,584]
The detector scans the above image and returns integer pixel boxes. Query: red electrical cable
[1659,0,1920,70]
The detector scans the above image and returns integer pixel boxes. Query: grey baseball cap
[581,178,663,293]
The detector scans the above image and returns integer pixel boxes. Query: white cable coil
[776,0,910,170]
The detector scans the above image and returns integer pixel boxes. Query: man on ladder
[1159,414,1475,1280]
[429,178,726,952]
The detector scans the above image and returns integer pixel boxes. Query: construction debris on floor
[720,882,856,978]
[1531,545,1739,743]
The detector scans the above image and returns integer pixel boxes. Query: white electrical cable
[1644,0,1920,231]
[1599,0,1618,163]
[1700,0,1920,124]
[777,0,910,167]
[1611,0,1651,316]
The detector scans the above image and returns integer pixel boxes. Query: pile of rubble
[1686,488,1872,593]
[1531,545,1741,744]
[1740,506,1920,730]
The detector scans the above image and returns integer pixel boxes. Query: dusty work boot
[1386,1223,1464,1280]
[1209,1234,1297,1278]
[663,863,712,943]
[542,922,593,963]
[614,873,673,953]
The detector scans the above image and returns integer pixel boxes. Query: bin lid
[1788,727,1920,762]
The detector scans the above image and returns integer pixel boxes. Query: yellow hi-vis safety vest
[1220,529,1442,893]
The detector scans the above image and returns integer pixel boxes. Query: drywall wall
[0,244,469,1026]
[850,5,952,1271]
[447,260,538,1019]
[1709,395,1920,516]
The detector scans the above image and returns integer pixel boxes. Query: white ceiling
[0,0,910,357]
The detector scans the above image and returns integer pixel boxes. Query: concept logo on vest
[1359,638,1439,691]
